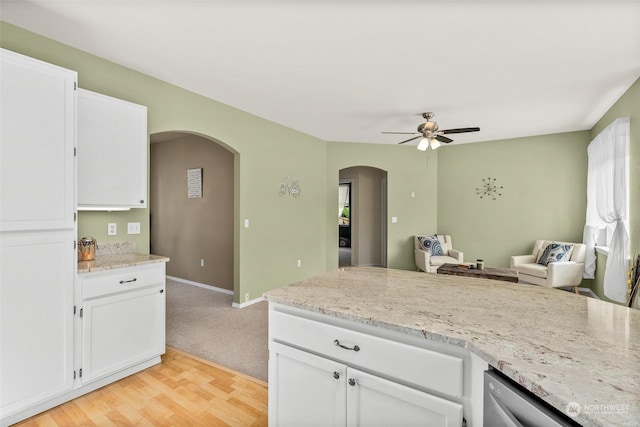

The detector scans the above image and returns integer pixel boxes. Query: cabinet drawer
[270,310,464,398]
[81,264,165,299]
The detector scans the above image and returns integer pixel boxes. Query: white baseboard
[166,275,233,295]
[232,297,265,309]
[166,275,263,308]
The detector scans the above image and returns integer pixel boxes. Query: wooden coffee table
[437,263,519,283]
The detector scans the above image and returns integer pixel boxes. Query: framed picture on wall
[187,168,202,198]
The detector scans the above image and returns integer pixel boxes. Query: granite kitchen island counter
[264,267,640,427]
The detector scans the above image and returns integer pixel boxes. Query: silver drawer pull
[119,278,137,284]
[334,339,360,352]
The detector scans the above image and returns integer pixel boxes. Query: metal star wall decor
[476,177,503,200]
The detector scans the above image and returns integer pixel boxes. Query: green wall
[437,131,590,269]
[1,22,328,303]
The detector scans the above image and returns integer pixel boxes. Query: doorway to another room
[339,166,388,268]
[150,131,234,294]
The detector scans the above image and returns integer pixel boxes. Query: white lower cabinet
[269,304,468,427]
[79,263,166,384]
[0,262,166,426]
[81,284,165,384]
[270,342,463,427]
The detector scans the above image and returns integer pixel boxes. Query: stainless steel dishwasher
[484,369,580,426]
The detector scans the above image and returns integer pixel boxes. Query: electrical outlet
[244,293,250,302]
[200,259,205,267]
[297,259,302,267]
[107,223,117,236]
[127,222,141,234]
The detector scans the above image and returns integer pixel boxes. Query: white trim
[595,246,610,256]
[232,297,265,309]
[166,275,233,295]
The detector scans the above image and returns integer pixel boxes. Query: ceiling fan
[383,112,480,151]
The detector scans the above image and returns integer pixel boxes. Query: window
[583,117,630,302]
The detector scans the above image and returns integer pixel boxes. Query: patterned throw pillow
[417,235,444,256]
[537,242,574,266]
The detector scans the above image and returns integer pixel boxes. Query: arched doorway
[339,166,388,268]
[150,131,235,293]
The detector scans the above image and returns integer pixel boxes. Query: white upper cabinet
[77,89,147,210]
[0,49,76,231]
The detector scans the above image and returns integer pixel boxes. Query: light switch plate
[127,222,141,234]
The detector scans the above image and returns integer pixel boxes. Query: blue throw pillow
[537,242,574,266]
[417,235,444,256]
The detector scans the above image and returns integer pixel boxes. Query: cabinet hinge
[73,305,76,315]
[73,370,76,380]
[74,147,77,157]
[74,212,77,222]
[74,240,77,250]
[79,368,82,378]
[80,308,83,318]
[74,81,77,90]
[462,417,467,427]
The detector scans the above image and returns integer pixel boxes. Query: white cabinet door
[0,48,76,231]
[269,341,464,427]
[0,231,75,417]
[346,368,463,427]
[269,342,347,427]
[81,285,165,384]
[77,88,147,209]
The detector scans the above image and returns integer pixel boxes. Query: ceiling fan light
[430,139,441,150]
[417,137,429,151]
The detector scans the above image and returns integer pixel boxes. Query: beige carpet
[165,278,269,382]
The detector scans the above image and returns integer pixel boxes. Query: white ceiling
[2,0,639,146]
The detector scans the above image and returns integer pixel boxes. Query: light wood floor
[14,347,268,426]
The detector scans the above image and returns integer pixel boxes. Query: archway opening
[150,131,235,293]
[339,166,388,268]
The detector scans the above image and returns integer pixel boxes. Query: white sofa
[510,240,586,293]
[415,234,463,273]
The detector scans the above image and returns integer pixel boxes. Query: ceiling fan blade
[382,131,420,135]
[397,135,421,145]
[441,127,480,134]
[435,135,454,144]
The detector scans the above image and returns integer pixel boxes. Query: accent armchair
[510,240,586,293]
[415,234,463,273]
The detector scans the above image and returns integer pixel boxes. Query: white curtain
[582,117,630,302]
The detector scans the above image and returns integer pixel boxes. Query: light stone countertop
[263,266,640,427]
[77,253,169,274]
